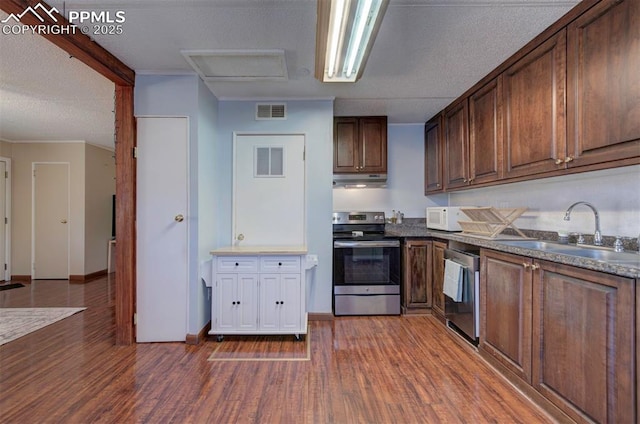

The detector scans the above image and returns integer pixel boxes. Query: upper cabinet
[424,114,444,193]
[469,77,504,184]
[503,30,567,179]
[425,0,639,195]
[444,99,470,189]
[566,0,640,167]
[334,116,387,174]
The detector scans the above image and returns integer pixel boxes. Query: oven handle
[333,240,400,248]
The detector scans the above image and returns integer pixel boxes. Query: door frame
[31,162,70,280]
[0,157,11,281]
[231,132,307,246]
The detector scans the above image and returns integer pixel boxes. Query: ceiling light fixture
[315,0,389,83]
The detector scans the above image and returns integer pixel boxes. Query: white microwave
[426,207,467,231]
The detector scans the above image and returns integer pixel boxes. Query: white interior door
[33,163,69,279]
[136,117,188,342]
[233,134,305,246]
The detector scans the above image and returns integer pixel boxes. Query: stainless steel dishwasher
[444,246,480,344]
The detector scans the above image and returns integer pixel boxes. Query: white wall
[216,100,334,314]
[84,144,116,274]
[135,74,218,335]
[333,124,446,217]
[450,165,640,238]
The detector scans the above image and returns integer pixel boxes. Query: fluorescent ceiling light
[316,0,388,83]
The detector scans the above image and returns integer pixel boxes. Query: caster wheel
[216,335,224,342]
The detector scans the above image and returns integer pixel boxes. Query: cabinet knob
[530,264,540,271]
[564,156,574,163]
[522,263,531,270]
[555,158,564,165]
[237,301,240,305]
[235,262,239,266]
[278,262,282,266]
[232,301,236,305]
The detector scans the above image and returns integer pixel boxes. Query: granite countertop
[210,245,308,256]
[386,219,640,279]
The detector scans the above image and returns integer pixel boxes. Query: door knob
[60,219,67,224]
[237,234,245,241]
[174,214,184,222]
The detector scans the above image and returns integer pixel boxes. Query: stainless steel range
[332,211,401,316]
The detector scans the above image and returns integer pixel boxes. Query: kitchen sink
[500,240,575,250]
[501,240,640,265]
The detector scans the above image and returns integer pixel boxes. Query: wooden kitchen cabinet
[480,249,533,383]
[469,77,503,184]
[532,260,635,424]
[566,0,640,169]
[334,116,387,174]
[431,240,447,322]
[402,240,432,313]
[502,29,567,179]
[443,99,469,189]
[481,248,636,423]
[424,115,444,193]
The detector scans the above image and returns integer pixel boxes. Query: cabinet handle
[530,264,540,271]
[232,301,236,305]
[235,262,239,266]
[237,301,240,305]
[564,156,574,163]
[522,263,531,270]
[555,158,564,165]
[436,183,441,187]
[278,262,282,266]
[463,178,468,183]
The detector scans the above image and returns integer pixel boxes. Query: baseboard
[11,275,32,282]
[309,312,334,321]
[186,321,212,345]
[69,269,107,284]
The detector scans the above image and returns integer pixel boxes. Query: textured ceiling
[0,0,580,149]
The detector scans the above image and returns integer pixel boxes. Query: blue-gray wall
[215,100,334,313]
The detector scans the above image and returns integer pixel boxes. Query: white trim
[0,157,11,281]
[31,162,70,280]
[218,96,335,102]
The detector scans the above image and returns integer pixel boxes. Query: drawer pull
[235,262,239,266]
[278,262,282,266]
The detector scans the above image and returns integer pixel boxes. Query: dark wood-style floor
[0,277,554,423]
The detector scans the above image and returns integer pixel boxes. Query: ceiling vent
[256,103,287,120]
[181,49,288,82]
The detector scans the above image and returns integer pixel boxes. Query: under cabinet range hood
[333,173,387,188]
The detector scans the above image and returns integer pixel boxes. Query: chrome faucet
[563,201,603,246]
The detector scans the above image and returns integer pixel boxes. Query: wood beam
[114,85,136,345]
[0,0,134,86]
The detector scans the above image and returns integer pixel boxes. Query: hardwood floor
[0,277,555,423]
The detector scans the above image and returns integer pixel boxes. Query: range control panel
[332,211,386,225]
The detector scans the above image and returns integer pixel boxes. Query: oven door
[332,239,401,286]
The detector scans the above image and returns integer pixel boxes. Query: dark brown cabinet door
[503,30,567,178]
[469,77,503,184]
[532,261,635,423]
[431,241,447,321]
[424,114,444,193]
[444,99,469,189]
[333,116,387,173]
[480,250,532,383]
[333,117,359,173]
[360,117,387,173]
[402,240,432,313]
[567,0,640,168]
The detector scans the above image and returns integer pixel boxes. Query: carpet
[0,307,86,346]
[208,330,311,362]
[0,283,24,292]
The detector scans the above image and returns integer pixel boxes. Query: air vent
[256,103,287,120]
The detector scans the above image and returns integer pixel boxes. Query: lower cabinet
[211,255,307,339]
[402,240,432,313]
[431,241,447,321]
[481,249,636,423]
